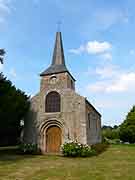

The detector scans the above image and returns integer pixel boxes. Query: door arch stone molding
[39,119,63,153]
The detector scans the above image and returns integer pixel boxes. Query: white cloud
[106,72,135,93]
[87,81,107,93]
[95,99,123,109]
[0,0,11,24]
[86,64,119,79]
[100,53,112,61]
[0,0,10,12]
[70,40,112,56]
[88,72,135,93]
[69,45,84,54]
[86,41,111,54]
[87,63,135,93]
[95,64,119,79]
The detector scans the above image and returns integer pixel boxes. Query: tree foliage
[0,49,5,64]
[0,73,30,146]
[119,106,135,143]
[102,125,120,141]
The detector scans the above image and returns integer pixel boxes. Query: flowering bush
[18,143,40,154]
[61,141,96,157]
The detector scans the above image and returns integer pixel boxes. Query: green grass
[0,145,135,180]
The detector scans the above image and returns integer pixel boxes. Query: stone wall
[23,71,101,153]
[40,72,75,92]
[23,87,88,152]
[85,101,102,144]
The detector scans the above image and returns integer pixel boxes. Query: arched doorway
[46,126,62,153]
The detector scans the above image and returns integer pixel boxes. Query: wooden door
[46,126,61,153]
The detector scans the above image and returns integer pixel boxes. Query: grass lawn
[0,145,135,180]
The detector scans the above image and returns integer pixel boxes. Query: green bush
[102,128,120,140]
[102,137,110,144]
[18,143,40,154]
[120,125,135,143]
[91,143,109,154]
[119,106,135,143]
[102,137,121,145]
[61,141,96,157]
[107,139,122,144]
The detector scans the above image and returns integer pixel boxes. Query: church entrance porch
[46,126,62,153]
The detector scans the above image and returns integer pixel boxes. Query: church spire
[51,31,66,66]
[40,31,75,81]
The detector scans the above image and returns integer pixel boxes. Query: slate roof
[40,64,68,76]
[85,99,101,117]
[40,32,75,80]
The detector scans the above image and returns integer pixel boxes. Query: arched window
[45,91,60,112]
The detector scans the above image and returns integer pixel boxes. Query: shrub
[108,139,122,144]
[102,137,110,144]
[102,127,120,140]
[18,143,40,154]
[91,143,109,154]
[119,106,135,143]
[102,137,121,145]
[120,125,135,143]
[61,141,96,157]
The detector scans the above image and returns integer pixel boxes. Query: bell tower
[40,32,75,92]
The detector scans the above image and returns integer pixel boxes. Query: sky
[0,0,135,126]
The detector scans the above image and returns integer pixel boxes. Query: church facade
[23,32,101,154]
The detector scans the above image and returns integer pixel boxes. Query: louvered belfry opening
[45,91,60,112]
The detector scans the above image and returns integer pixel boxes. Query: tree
[0,73,30,146]
[119,106,135,143]
[113,125,118,129]
[0,49,5,64]
[102,125,113,130]
[102,126,120,140]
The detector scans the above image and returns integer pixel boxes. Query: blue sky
[0,0,135,126]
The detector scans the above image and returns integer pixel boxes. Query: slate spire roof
[52,31,66,66]
[40,31,75,80]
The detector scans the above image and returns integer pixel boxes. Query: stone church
[23,31,101,154]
